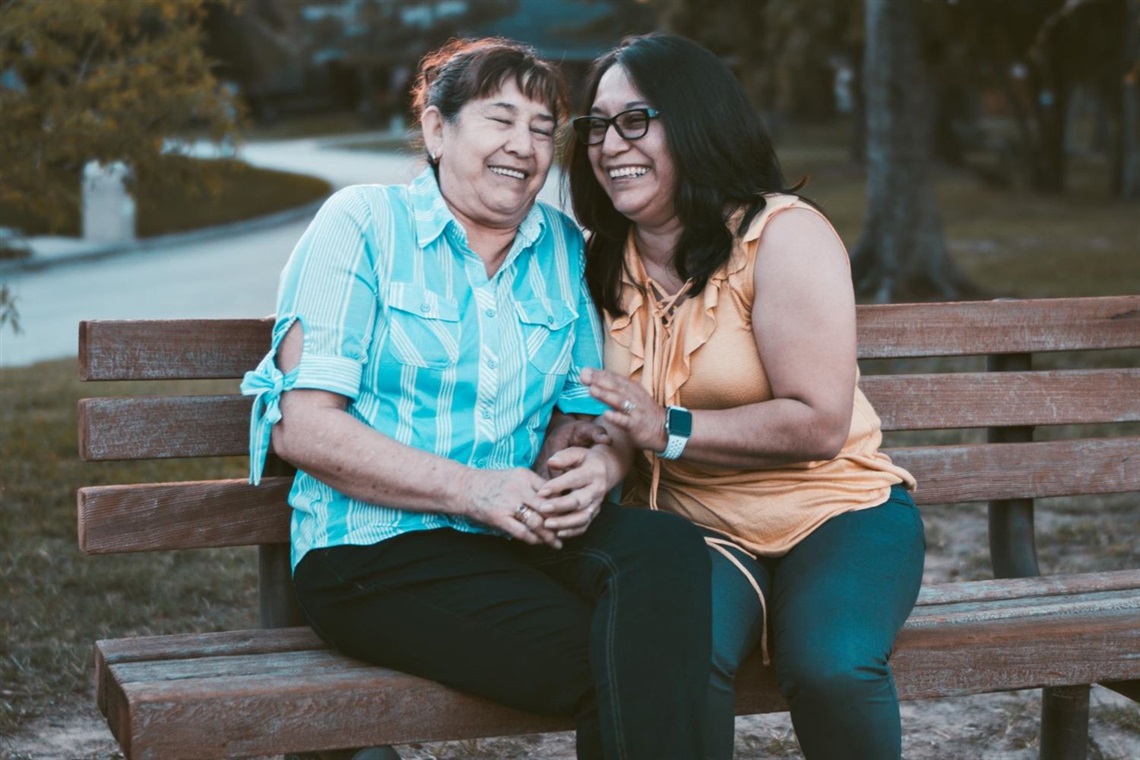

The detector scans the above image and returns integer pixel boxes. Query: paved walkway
[0,133,568,367]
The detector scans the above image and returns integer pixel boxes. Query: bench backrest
[77,297,1140,621]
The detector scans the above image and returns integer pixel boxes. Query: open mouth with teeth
[608,166,649,180]
[489,166,527,180]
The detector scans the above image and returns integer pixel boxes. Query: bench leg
[1039,685,1090,760]
[262,546,402,760]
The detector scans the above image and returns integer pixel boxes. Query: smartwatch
[660,405,692,460]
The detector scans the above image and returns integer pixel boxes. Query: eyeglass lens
[578,109,655,145]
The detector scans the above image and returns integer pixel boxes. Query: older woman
[242,38,712,759]
[568,34,926,760]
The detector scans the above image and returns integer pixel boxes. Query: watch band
[661,433,688,460]
[659,405,692,460]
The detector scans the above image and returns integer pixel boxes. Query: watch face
[667,407,693,437]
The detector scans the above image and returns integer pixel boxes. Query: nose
[505,122,535,158]
[599,121,629,154]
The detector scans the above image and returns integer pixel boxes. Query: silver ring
[621,400,636,414]
[514,504,532,522]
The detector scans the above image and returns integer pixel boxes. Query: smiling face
[425,78,555,233]
[587,65,677,231]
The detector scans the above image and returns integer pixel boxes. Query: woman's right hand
[459,467,564,549]
[580,367,668,453]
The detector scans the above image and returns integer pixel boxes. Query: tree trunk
[1121,0,1140,199]
[1028,56,1069,192]
[849,43,866,164]
[851,0,976,302]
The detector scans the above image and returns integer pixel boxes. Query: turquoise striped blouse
[242,168,607,570]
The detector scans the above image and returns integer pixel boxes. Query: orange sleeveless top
[605,195,916,558]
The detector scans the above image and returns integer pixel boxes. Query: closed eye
[530,125,554,138]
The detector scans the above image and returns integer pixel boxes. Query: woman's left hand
[533,414,611,479]
[580,367,668,453]
[535,445,612,539]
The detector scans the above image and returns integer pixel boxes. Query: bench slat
[95,573,1140,758]
[106,662,572,759]
[79,395,250,461]
[76,297,1140,382]
[95,627,323,717]
[864,368,1140,430]
[78,477,292,554]
[914,569,1140,605]
[888,437,1140,505]
[77,437,1138,554]
[79,319,273,381]
[854,295,1140,358]
[77,369,1140,461]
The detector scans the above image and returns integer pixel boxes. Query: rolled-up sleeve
[241,352,295,485]
[240,187,381,484]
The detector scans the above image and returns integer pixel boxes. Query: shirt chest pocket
[515,299,576,375]
[382,284,461,369]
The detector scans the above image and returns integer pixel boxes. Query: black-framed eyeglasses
[572,108,661,146]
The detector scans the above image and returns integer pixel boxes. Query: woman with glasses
[242,37,714,759]
[567,33,926,760]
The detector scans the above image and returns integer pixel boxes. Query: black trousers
[293,504,712,760]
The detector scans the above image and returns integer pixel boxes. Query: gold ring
[515,504,531,522]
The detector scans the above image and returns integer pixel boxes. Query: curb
[0,198,326,276]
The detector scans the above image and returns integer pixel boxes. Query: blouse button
[420,303,431,312]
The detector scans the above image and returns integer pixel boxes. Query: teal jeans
[704,485,925,760]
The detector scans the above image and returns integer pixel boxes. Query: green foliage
[0,0,242,228]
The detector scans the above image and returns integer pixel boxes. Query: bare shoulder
[755,204,845,256]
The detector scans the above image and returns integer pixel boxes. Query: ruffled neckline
[608,217,752,405]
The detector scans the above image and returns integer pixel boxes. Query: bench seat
[78,296,1140,759]
[96,571,1140,759]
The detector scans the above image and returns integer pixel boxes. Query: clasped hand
[462,444,613,550]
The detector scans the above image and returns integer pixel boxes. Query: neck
[632,218,682,266]
[465,227,516,276]
[632,218,684,283]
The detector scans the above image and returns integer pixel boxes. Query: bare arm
[270,322,562,547]
[584,207,856,469]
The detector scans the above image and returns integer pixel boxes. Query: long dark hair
[568,33,806,316]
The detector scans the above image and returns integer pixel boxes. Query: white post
[82,161,136,244]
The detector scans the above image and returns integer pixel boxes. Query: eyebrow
[486,101,555,122]
[589,101,649,116]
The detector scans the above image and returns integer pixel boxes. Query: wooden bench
[77,295,1140,760]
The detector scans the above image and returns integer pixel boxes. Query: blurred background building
[202,0,657,127]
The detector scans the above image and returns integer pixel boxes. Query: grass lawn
[0,125,1138,746]
[0,155,331,242]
